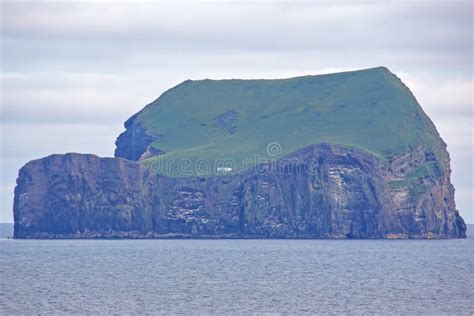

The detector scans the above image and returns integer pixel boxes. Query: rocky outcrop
[114,113,161,161]
[13,143,466,239]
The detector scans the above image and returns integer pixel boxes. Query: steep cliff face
[114,113,159,161]
[14,144,466,239]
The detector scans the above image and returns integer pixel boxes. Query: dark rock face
[114,113,159,161]
[14,144,466,239]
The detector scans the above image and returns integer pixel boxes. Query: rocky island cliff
[13,67,466,238]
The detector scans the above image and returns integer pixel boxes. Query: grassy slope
[135,67,446,176]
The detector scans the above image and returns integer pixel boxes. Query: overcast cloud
[1,0,473,223]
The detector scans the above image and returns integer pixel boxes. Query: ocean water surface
[1,224,473,314]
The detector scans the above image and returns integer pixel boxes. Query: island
[13,67,467,238]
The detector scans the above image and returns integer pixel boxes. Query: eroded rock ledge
[13,143,466,239]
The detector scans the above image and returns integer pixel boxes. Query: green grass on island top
[134,67,446,176]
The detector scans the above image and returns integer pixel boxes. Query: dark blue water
[1,224,473,314]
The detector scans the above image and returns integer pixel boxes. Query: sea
[0,223,473,315]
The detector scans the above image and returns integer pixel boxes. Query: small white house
[217,167,233,173]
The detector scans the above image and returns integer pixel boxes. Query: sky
[0,0,473,223]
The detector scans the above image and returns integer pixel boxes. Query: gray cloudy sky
[1,1,473,223]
